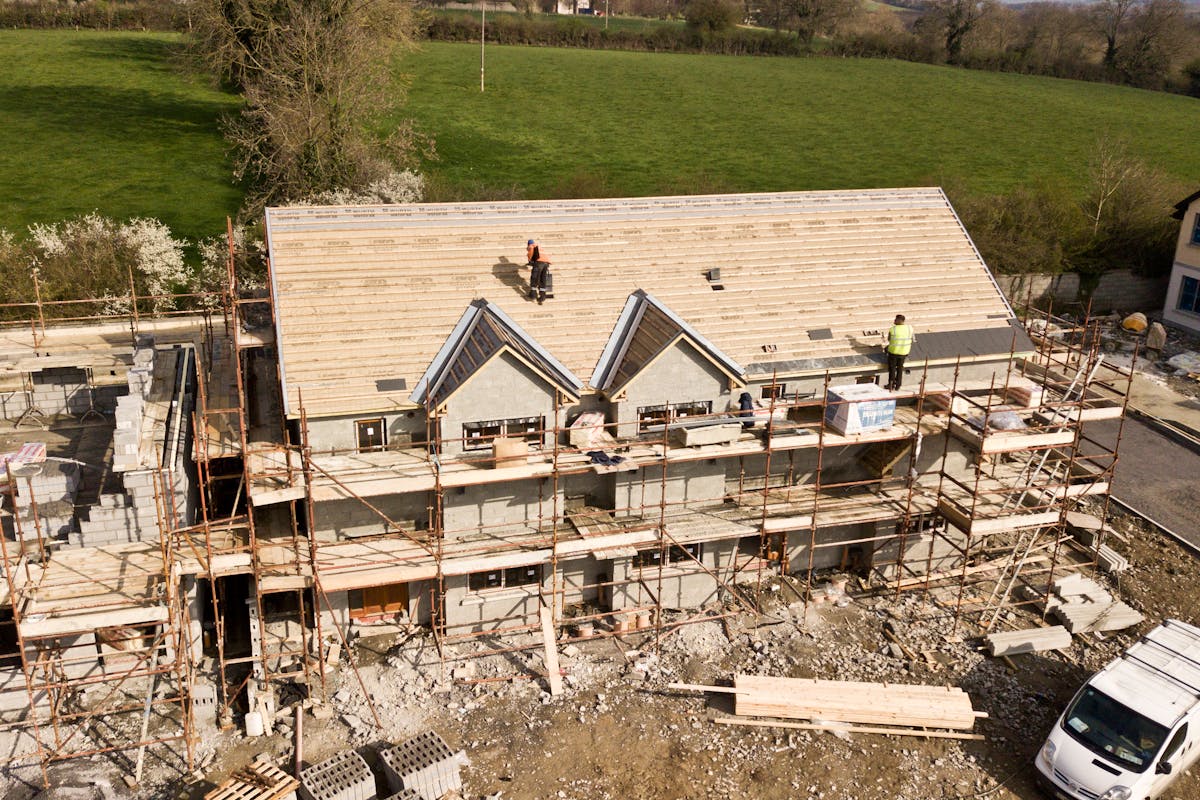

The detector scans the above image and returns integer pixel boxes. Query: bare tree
[916,0,999,62]
[785,0,860,45]
[1090,0,1139,68]
[190,0,431,211]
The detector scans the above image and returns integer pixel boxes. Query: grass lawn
[395,42,1200,199]
[0,30,241,242]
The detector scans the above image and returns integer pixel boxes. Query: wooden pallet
[205,757,299,800]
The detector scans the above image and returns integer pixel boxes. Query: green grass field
[395,42,1199,199]
[3,30,1198,242]
[0,30,240,242]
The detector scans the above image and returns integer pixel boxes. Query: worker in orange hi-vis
[525,238,551,304]
[883,314,915,391]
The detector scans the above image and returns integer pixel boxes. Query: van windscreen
[1062,686,1169,772]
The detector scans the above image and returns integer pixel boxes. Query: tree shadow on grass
[0,83,233,141]
[69,34,192,79]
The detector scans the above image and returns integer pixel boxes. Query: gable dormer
[592,291,745,437]
[411,300,582,455]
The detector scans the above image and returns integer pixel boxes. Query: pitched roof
[265,188,1022,418]
[592,290,744,395]
[1174,189,1200,221]
[409,299,581,411]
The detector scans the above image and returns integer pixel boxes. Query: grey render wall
[440,351,566,458]
[560,555,606,607]
[442,479,563,537]
[612,341,732,438]
[613,460,725,517]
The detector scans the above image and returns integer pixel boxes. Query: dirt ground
[21,498,1174,800]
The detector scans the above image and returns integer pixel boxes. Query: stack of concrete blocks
[4,459,80,544]
[191,681,218,731]
[379,732,467,800]
[112,337,155,473]
[74,339,197,547]
[71,469,169,547]
[299,749,377,800]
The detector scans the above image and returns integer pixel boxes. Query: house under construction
[0,188,1133,784]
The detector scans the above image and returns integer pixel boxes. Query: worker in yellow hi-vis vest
[884,314,915,391]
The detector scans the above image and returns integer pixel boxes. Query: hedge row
[0,1,189,30]
[424,13,807,56]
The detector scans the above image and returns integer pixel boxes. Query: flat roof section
[265,189,1019,418]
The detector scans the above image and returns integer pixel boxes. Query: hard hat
[527,239,535,245]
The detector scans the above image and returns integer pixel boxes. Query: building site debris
[985,625,1072,656]
[1145,321,1167,353]
[1045,574,1144,633]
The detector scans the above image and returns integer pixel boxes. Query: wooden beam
[539,607,563,696]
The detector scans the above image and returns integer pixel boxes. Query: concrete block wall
[445,571,546,633]
[614,460,725,517]
[299,749,376,800]
[11,461,79,511]
[442,479,562,539]
[380,732,464,800]
[998,270,1167,314]
[315,494,428,541]
[17,367,90,417]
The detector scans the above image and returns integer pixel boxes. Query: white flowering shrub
[295,169,424,206]
[121,218,188,309]
[20,213,189,316]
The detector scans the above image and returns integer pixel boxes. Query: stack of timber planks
[985,625,1072,656]
[1046,574,1143,633]
[731,674,981,730]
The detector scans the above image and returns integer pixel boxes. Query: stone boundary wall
[997,270,1168,314]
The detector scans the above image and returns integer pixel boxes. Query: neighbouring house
[1163,189,1200,334]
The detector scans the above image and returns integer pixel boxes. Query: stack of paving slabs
[730,674,982,732]
[1046,573,1143,634]
[985,625,1072,657]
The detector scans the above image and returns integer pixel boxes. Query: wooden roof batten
[410,298,583,411]
[592,290,746,398]
[266,189,1022,418]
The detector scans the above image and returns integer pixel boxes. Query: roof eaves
[1173,189,1200,221]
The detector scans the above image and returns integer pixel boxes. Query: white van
[1036,619,1200,800]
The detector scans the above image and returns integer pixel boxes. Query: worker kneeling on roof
[526,239,552,305]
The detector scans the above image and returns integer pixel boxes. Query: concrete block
[379,732,465,800]
[299,748,376,800]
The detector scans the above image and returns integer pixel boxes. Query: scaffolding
[0,235,1137,782]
